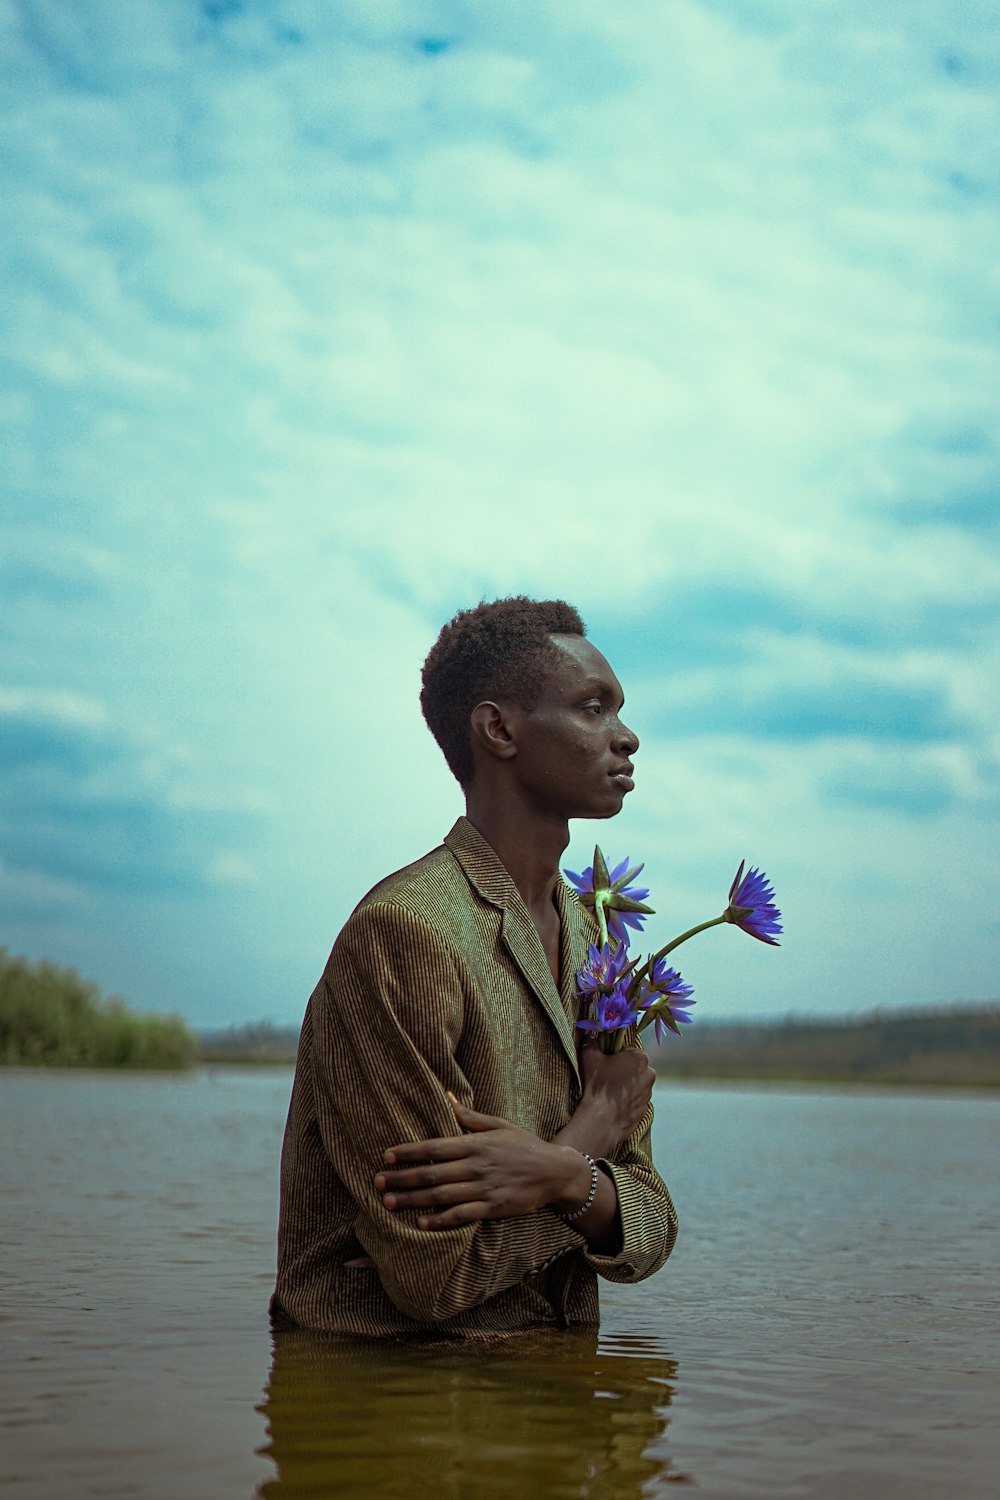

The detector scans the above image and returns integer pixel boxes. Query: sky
[2,0,998,1030]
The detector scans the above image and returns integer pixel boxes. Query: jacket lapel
[555,877,591,1022]
[445,818,582,1081]
[499,903,580,1080]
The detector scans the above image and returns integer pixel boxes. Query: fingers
[378,1099,528,1225]
[447,1092,507,1132]
[381,1178,482,1213]
[416,1201,491,1231]
[376,1156,495,1222]
[383,1134,471,1166]
[383,1102,506,1165]
[376,1158,475,1195]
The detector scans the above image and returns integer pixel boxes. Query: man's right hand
[557,1041,656,1160]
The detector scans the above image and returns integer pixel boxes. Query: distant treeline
[6,952,996,1085]
[201,1006,1000,1087]
[199,1020,300,1064]
[0,949,197,1070]
[649,1005,1000,1087]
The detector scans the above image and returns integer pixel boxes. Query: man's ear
[469,700,518,763]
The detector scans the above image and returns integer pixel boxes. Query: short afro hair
[420,596,586,786]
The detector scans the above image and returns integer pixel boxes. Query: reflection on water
[257,1329,687,1498]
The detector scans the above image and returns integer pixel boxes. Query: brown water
[1,1069,996,1498]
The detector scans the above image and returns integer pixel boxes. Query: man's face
[506,634,640,821]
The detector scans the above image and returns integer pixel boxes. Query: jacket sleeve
[310,900,584,1324]
[584,1096,679,1283]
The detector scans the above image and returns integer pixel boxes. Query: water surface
[1,1070,996,1497]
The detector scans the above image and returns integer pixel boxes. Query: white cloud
[207,851,260,885]
[0,687,108,728]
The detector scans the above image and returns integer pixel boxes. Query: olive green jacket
[272,817,678,1337]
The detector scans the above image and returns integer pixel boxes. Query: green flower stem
[654,912,728,957]
[595,896,610,950]
[601,1025,628,1054]
[626,913,728,998]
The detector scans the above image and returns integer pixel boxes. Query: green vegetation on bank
[0,949,197,1069]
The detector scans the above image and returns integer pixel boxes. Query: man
[272,597,678,1336]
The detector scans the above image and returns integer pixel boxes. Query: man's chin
[576,798,628,822]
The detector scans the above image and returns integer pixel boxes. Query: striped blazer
[272,816,678,1337]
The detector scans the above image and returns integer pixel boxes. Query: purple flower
[639,960,696,1043]
[576,941,636,996]
[576,982,642,1034]
[725,861,782,946]
[645,956,695,1002]
[564,852,653,945]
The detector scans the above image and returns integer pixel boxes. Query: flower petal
[726,861,783,946]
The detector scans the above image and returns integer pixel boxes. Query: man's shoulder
[355,841,464,917]
[349,817,509,927]
[323,837,489,976]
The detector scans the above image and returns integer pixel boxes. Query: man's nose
[614,720,639,754]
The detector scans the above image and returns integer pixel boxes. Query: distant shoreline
[187,1060,1000,1094]
[5,1058,997,1093]
[196,1005,1000,1090]
[5,945,997,1085]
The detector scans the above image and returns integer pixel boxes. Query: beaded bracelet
[560,1152,599,1221]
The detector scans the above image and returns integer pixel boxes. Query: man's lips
[610,764,635,791]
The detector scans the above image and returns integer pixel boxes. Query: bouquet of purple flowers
[565,849,782,1054]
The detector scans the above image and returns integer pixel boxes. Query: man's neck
[463,793,569,914]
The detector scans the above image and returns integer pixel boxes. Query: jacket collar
[444,817,586,1080]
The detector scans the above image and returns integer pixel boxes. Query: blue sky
[2,0,998,1028]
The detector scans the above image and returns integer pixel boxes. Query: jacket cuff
[580,1158,674,1282]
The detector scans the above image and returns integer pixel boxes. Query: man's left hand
[375,1096,591,1230]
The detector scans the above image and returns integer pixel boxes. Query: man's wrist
[547,1144,598,1216]
[558,1153,599,1221]
[556,1093,619,1162]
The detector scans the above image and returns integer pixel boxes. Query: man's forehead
[546,634,623,694]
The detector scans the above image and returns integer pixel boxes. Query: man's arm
[378,1038,678,1280]
[309,900,590,1323]
[378,1044,656,1255]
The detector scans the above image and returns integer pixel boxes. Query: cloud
[0,691,261,896]
[894,490,999,538]
[0,0,997,1020]
[823,766,962,818]
[659,677,956,744]
[599,592,997,778]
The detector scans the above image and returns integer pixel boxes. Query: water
[1,1069,996,1498]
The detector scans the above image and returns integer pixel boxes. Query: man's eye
[585,702,602,715]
